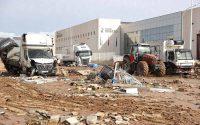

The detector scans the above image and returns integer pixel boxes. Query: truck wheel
[26,68,35,77]
[123,56,131,73]
[4,64,11,73]
[157,61,166,77]
[137,61,149,76]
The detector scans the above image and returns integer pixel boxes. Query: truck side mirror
[75,52,79,56]
[22,33,27,42]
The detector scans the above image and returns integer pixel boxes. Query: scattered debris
[0,60,200,124]
[114,69,142,86]
[119,88,139,96]
[99,65,114,81]
[77,70,92,76]
[20,76,58,84]
[177,87,187,92]
[65,116,80,125]
[49,115,61,124]
[150,88,175,93]
[60,68,69,77]
[88,63,99,68]
[86,72,97,80]
[86,115,98,124]
[0,108,5,115]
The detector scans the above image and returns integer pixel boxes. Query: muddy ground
[0,63,199,125]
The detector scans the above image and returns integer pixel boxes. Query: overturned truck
[0,33,57,76]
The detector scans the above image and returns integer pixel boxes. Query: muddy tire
[123,56,131,73]
[157,61,166,77]
[137,61,149,76]
[26,68,35,77]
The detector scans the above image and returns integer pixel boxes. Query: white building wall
[96,19,121,62]
[182,7,200,60]
[55,18,121,64]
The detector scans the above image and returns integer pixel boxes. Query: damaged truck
[0,33,57,76]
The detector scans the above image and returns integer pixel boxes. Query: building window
[93,31,95,35]
[101,28,104,33]
[108,39,109,46]
[116,38,118,47]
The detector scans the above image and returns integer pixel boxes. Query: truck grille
[36,63,53,71]
[81,59,89,65]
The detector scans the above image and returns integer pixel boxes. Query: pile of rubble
[26,110,131,125]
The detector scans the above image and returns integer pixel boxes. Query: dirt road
[0,65,199,125]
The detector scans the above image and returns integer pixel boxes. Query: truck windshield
[138,46,151,54]
[176,51,193,60]
[77,51,91,57]
[28,49,52,59]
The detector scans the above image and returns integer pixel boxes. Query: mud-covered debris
[88,84,102,90]
[173,79,183,84]
[20,76,57,84]
[77,70,91,76]
[0,108,5,115]
[88,63,99,68]
[86,72,97,80]
[95,112,105,120]
[119,88,139,96]
[177,87,187,92]
[65,116,79,125]
[150,88,175,93]
[49,115,61,124]
[86,115,98,125]
[99,65,114,81]
[60,68,69,77]
[35,109,50,120]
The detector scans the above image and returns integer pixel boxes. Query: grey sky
[0,0,191,34]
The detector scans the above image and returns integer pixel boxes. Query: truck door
[166,51,175,62]
[197,34,200,60]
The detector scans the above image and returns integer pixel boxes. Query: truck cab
[147,40,195,74]
[165,48,194,74]
[21,34,57,76]
[74,43,92,66]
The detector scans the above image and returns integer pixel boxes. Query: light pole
[189,0,193,50]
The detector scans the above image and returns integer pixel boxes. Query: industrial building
[55,7,200,63]
[55,19,121,63]
[121,7,200,59]
[182,7,200,60]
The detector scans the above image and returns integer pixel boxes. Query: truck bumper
[35,63,57,76]
[176,67,193,74]
[37,68,56,76]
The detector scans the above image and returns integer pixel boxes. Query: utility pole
[189,0,193,50]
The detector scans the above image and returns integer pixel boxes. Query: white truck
[0,33,57,76]
[146,40,195,74]
[56,43,92,66]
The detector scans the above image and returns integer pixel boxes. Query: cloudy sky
[0,0,192,34]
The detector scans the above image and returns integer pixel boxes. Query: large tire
[157,61,166,77]
[26,68,36,77]
[123,56,131,73]
[137,61,149,76]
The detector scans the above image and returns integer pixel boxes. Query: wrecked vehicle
[0,33,57,76]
